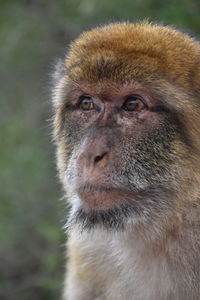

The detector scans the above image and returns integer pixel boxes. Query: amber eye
[122,95,145,111]
[79,96,94,111]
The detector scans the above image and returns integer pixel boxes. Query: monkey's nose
[85,150,108,169]
[94,152,107,164]
[78,144,109,171]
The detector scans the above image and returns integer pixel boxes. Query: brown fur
[65,22,200,89]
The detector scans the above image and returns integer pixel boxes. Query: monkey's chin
[67,185,171,231]
[67,186,146,231]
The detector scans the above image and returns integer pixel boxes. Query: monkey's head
[52,22,200,231]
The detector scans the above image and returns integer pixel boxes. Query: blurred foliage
[0,0,200,299]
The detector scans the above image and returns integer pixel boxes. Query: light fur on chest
[64,229,177,300]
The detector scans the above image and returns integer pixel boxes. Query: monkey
[52,22,200,300]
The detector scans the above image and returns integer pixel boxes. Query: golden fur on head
[65,22,200,89]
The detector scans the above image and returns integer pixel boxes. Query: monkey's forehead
[65,22,200,90]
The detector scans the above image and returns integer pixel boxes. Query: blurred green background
[1,0,200,299]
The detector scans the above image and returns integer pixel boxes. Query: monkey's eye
[122,95,145,111]
[79,96,94,111]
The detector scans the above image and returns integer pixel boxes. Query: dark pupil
[81,98,93,110]
[124,98,139,111]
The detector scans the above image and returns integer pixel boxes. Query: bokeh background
[1,1,200,299]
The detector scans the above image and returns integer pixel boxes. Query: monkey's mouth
[77,184,135,212]
[69,184,139,230]
[68,184,170,230]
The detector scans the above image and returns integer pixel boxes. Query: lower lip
[77,185,133,211]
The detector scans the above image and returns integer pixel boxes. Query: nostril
[94,152,107,164]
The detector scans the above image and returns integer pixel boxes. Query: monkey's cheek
[77,188,132,212]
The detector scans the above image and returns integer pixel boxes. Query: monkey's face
[53,23,200,230]
[55,79,192,230]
